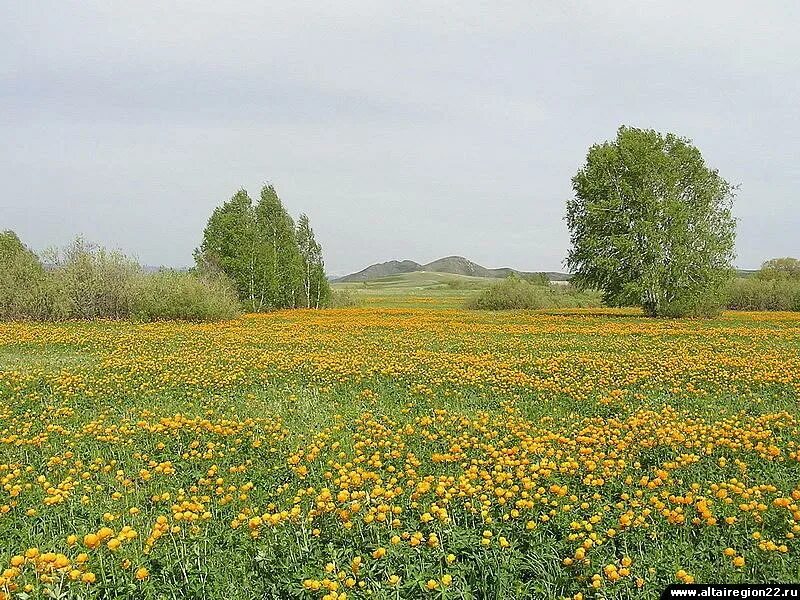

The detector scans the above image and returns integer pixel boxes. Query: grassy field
[1,295,800,598]
[331,271,498,308]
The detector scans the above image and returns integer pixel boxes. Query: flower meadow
[1,308,800,599]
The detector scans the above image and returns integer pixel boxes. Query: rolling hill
[335,255,570,282]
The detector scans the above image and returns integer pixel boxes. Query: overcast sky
[2,1,798,274]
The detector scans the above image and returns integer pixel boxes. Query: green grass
[333,271,515,308]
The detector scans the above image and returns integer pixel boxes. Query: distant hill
[336,259,422,282]
[423,256,497,278]
[335,255,571,282]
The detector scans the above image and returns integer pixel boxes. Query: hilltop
[335,255,570,282]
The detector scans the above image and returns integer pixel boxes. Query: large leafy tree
[566,126,736,317]
[296,213,330,308]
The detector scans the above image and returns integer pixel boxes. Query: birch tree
[566,126,736,317]
[195,190,266,311]
[197,185,327,311]
[296,213,330,308]
[255,185,303,309]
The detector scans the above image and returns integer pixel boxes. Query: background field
[331,271,599,310]
[331,271,497,308]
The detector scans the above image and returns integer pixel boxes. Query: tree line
[1,183,330,321]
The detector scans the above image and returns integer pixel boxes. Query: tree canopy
[757,257,800,280]
[566,126,736,317]
[196,185,329,311]
[0,230,51,319]
[296,214,329,309]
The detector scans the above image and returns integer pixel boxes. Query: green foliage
[0,230,52,320]
[522,272,549,285]
[130,270,240,322]
[0,231,239,322]
[47,237,141,319]
[296,214,330,308]
[195,189,262,309]
[756,257,800,280]
[327,289,362,308]
[726,277,800,311]
[254,185,303,309]
[196,185,329,311]
[466,276,602,310]
[566,126,736,317]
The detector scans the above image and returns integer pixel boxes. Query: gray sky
[2,1,798,275]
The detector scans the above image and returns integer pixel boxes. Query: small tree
[255,185,303,309]
[757,257,800,280]
[0,230,51,319]
[195,190,264,311]
[296,214,331,308]
[566,126,736,317]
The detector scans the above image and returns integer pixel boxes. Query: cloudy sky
[2,1,798,274]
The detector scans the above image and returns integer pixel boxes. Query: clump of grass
[466,276,601,310]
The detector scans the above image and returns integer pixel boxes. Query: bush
[0,232,241,322]
[47,238,141,320]
[726,278,800,311]
[0,231,52,320]
[131,270,240,322]
[327,289,362,308]
[466,277,602,310]
[757,257,800,280]
[656,285,727,318]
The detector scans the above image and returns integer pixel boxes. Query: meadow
[1,297,800,598]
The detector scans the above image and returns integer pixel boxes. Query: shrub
[0,232,241,322]
[657,286,727,318]
[47,238,141,320]
[131,270,240,322]
[726,278,800,311]
[757,257,800,280]
[466,277,602,310]
[327,289,362,308]
[0,231,52,320]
